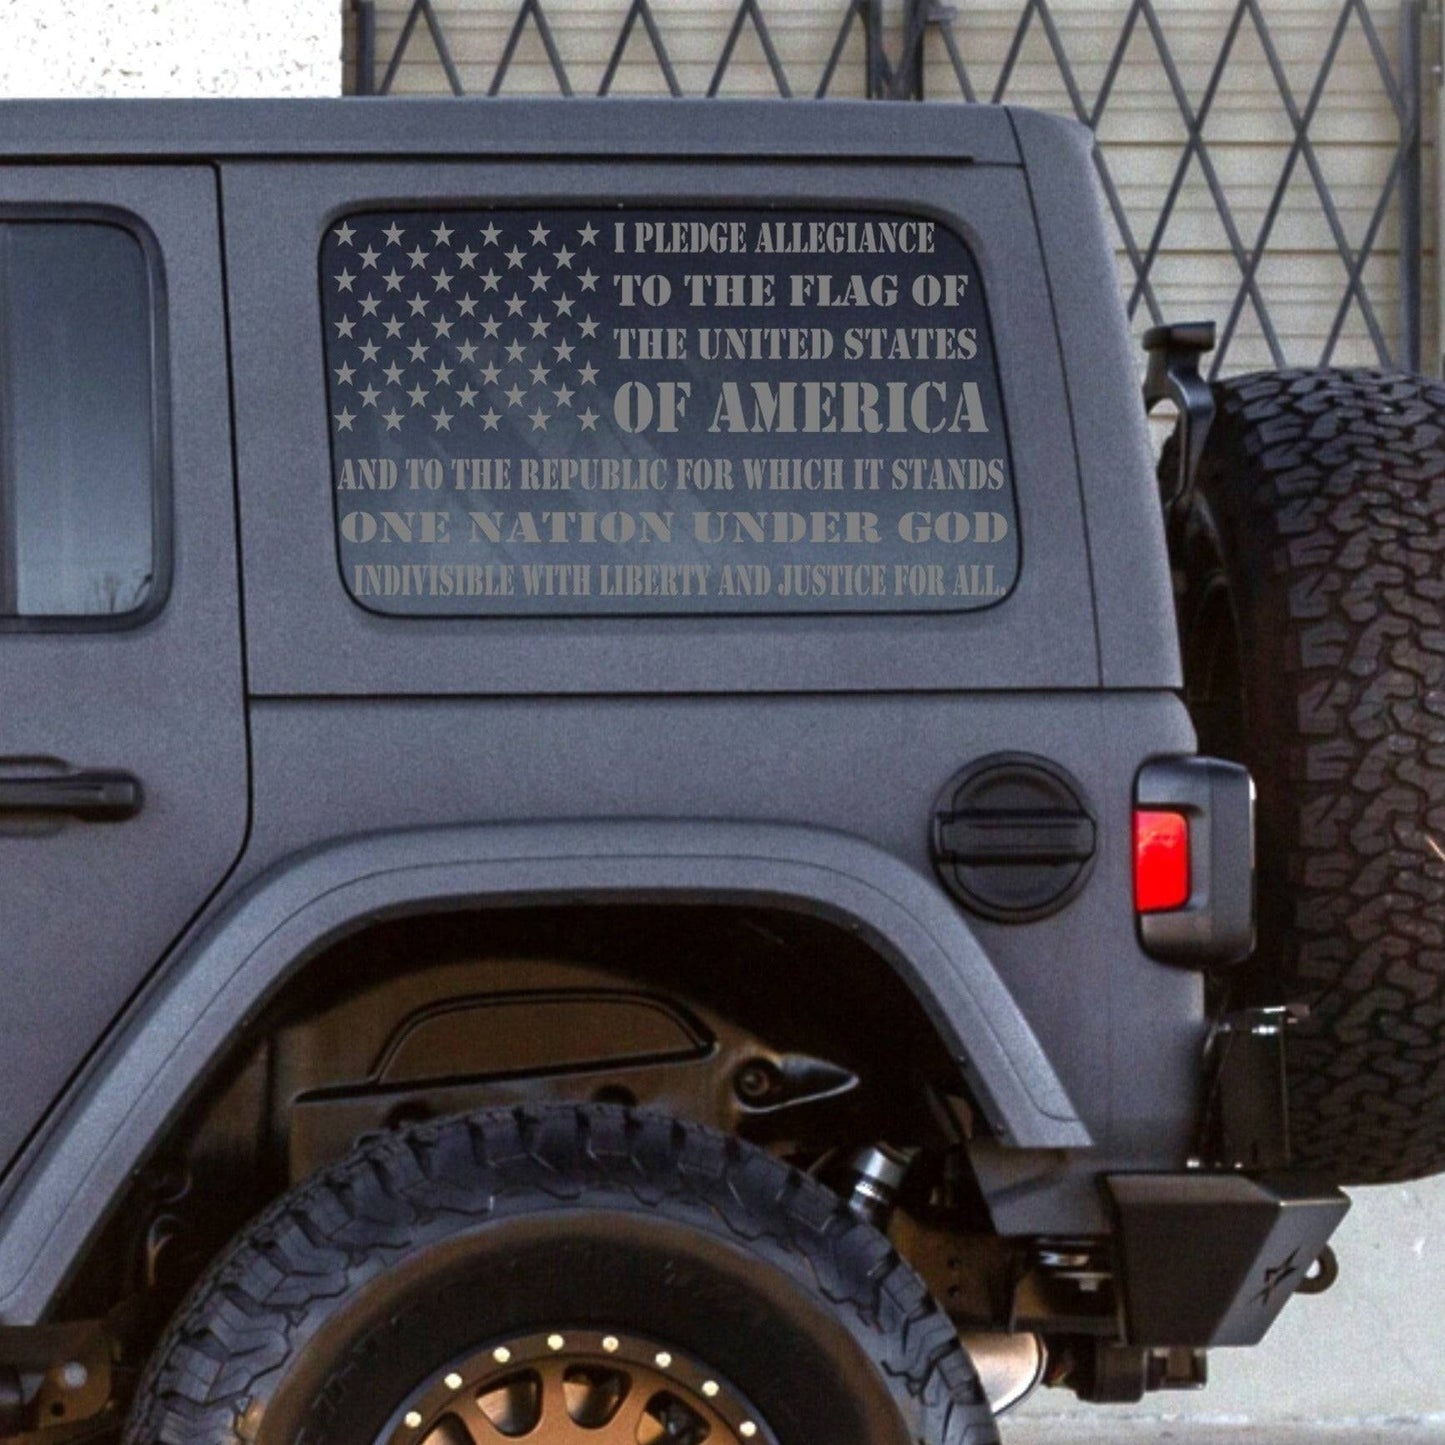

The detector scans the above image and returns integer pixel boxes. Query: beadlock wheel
[382,1330,772,1445]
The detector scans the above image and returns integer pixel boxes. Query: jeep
[0,97,1441,1445]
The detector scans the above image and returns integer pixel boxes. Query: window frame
[0,204,171,634]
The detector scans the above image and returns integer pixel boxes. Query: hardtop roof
[0,97,1032,165]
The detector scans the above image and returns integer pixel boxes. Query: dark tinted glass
[322,207,1018,617]
[0,223,156,618]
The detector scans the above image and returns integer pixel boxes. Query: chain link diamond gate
[347,0,1434,376]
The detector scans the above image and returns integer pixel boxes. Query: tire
[124,1104,997,1445]
[1167,367,1445,1184]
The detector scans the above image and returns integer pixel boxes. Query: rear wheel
[1167,367,1445,1183]
[124,1105,997,1445]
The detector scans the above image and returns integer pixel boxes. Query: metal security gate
[346,0,1435,377]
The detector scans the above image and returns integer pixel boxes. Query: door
[0,167,247,1177]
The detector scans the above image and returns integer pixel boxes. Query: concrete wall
[2,0,1443,1430]
[0,0,339,96]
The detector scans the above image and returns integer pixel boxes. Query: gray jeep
[0,97,1440,1445]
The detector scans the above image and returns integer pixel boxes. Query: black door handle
[0,770,143,822]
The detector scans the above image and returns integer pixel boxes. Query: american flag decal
[324,213,609,445]
[321,207,1018,616]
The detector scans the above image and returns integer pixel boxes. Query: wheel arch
[0,818,1088,1324]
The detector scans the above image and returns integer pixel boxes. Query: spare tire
[1166,367,1445,1184]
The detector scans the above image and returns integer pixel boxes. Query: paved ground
[1009,1423,1445,1443]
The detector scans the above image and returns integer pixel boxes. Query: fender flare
[0,819,1088,1322]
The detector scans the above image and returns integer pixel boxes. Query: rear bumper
[1108,1171,1350,1347]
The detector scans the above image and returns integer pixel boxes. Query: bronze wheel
[381,1330,772,1445]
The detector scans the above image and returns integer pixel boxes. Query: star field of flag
[322,212,608,445]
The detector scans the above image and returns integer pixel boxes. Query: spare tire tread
[1173,366,1445,1184]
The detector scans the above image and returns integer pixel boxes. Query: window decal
[322,208,1017,615]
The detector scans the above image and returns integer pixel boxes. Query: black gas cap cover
[931,754,1097,922]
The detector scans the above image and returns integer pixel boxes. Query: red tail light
[1134,810,1190,913]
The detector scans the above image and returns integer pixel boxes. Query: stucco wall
[0,0,339,96]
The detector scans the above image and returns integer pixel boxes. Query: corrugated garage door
[345,0,1434,378]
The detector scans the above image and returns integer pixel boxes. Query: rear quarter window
[321,206,1017,616]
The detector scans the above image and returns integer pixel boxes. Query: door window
[0,221,162,622]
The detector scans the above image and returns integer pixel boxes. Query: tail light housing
[1134,757,1255,967]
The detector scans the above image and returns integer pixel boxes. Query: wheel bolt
[734,1061,777,1104]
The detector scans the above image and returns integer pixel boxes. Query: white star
[433,361,453,384]
[433,316,453,338]
[359,294,381,317]
[335,316,356,338]
[578,316,599,339]
[530,361,551,384]
[383,361,405,386]
[504,383,526,408]
[407,340,429,363]
[553,383,574,408]
[480,362,501,385]
[480,221,502,245]
[383,268,405,292]
[333,407,356,430]
[529,222,550,246]
[480,316,502,338]
[554,339,574,362]
[480,408,500,430]
[360,384,381,407]
[335,268,356,292]
[457,294,479,317]
[432,222,454,245]
[457,245,478,269]
[529,267,550,293]
[359,245,380,268]
[383,316,404,339]
[457,384,478,407]
[529,317,550,339]
[457,340,479,362]
[382,222,405,246]
[359,340,380,363]
[578,222,599,245]
[578,407,600,431]
[578,361,599,385]
[479,269,501,292]
[407,383,429,408]
[505,296,526,317]
[578,268,599,292]
[553,246,574,269]
[433,268,453,292]
[433,407,453,431]
[334,362,355,385]
[382,407,404,431]
[335,222,356,246]
[408,295,428,317]
[505,341,527,364]
[529,405,550,430]
[554,294,575,317]
[504,245,526,269]
[407,245,429,268]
